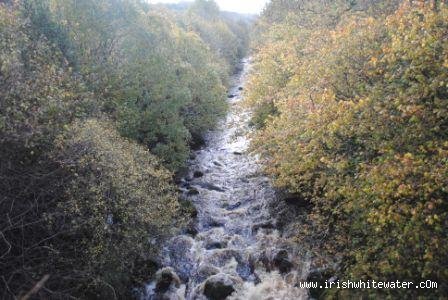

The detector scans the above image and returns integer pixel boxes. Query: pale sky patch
[148,0,270,14]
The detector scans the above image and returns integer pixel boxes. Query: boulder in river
[190,133,206,150]
[227,94,235,98]
[273,250,293,274]
[238,87,243,91]
[194,170,204,178]
[252,221,275,232]
[202,274,239,300]
[205,240,227,250]
[204,281,234,300]
[205,249,241,267]
[206,217,226,228]
[233,151,243,155]
[187,187,200,196]
[154,267,181,293]
[197,182,226,192]
[185,220,198,236]
[197,264,220,281]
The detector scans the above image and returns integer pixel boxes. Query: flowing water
[144,59,310,300]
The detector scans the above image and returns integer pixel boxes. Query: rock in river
[273,250,293,274]
[154,267,181,293]
[187,187,200,196]
[205,241,227,250]
[203,274,239,300]
[197,182,226,192]
[194,170,204,178]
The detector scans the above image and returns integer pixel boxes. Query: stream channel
[144,59,310,300]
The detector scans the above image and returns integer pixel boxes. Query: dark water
[144,59,309,300]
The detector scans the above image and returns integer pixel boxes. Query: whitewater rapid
[144,59,310,300]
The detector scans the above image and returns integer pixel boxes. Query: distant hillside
[159,1,256,21]
[221,10,256,22]
[162,1,192,11]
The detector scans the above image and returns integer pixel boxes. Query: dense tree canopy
[247,0,447,297]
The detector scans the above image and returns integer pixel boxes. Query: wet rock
[226,201,242,210]
[190,153,197,160]
[190,133,205,150]
[197,182,226,192]
[194,170,204,178]
[197,264,220,280]
[206,241,227,250]
[154,267,181,293]
[205,249,241,267]
[258,252,272,271]
[238,87,243,91]
[207,218,225,228]
[252,221,275,232]
[203,275,236,300]
[185,221,198,236]
[227,94,235,98]
[213,161,223,167]
[233,151,243,155]
[187,187,199,196]
[273,250,293,274]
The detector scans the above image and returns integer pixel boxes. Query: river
[144,59,310,300]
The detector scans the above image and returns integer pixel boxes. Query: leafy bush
[49,119,183,298]
[1,0,248,297]
[46,0,233,170]
[0,3,90,146]
[248,1,448,297]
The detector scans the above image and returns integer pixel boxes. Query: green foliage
[46,0,235,170]
[0,3,184,297]
[0,2,91,146]
[184,0,250,74]
[51,119,183,298]
[248,1,448,297]
[0,0,248,297]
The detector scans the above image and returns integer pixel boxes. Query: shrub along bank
[0,0,248,298]
[247,0,448,297]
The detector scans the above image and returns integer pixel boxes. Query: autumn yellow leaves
[247,1,447,297]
